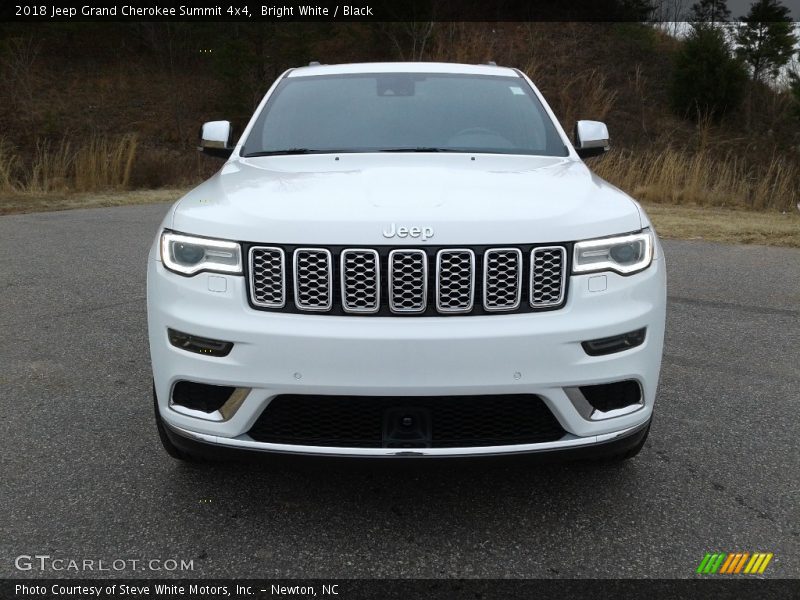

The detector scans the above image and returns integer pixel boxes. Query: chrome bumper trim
[564,383,645,421]
[165,421,649,457]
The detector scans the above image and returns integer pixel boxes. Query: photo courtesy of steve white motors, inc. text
[14,583,340,597]
[14,4,376,18]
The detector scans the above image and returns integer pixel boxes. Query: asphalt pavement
[1,203,798,579]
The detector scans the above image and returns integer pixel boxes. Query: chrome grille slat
[389,250,427,313]
[436,249,475,313]
[248,244,567,315]
[483,248,522,311]
[249,246,286,308]
[530,246,566,307]
[341,249,380,313]
[293,248,333,311]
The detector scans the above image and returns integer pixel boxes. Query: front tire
[600,422,651,463]
[153,386,203,462]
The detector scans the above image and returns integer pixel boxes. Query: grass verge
[0,188,189,215]
[643,203,800,248]
[0,190,797,248]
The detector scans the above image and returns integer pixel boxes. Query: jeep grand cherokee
[147,62,666,460]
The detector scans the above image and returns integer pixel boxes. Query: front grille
[531,247,566,307]
[389,250,427,313]
[249,247,285,308]
[483,248,522,311]
[341,249,380,313]
[247,394,567,448]
[436,249,475,313]
[293,248,332,311]
[247,243,569,316]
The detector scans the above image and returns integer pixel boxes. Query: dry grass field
[0,188,187,215]
[594,150,799,213]
[643,203,800,247]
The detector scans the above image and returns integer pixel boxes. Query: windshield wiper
[242,149,324,157]
[244,147,465,156]
[379,147,453,153]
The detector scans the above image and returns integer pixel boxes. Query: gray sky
[724,0,799,19]
[657,1,800,22]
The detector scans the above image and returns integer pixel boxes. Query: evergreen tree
[669,24,748,120]
[689,0,731,24]
[735,0,798,82]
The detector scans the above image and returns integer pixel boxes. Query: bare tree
[379,22,436,61]
[1,37,40,107]
[131,23,193,146]
[653,0,690,37]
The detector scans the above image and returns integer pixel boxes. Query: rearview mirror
[574,120,609,158]
[199,121,233,158]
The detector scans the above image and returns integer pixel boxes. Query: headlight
[160,230,242,276]
[573,230,653,275]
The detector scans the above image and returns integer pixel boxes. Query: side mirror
[199,120,233,158]
[574,120,610,158]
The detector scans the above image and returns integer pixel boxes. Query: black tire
[600,422,651,463]
[153,386,203,462]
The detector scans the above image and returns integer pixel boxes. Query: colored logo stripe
[744,553,774,574]
[719,553,737,573]
[697,552,773,575]
[721,553,746,574]
[697,553,726,574]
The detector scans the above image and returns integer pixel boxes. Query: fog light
[582,327,646,356]
[168,328,233,357]
[579,380,642,413]
[172,381,235,413]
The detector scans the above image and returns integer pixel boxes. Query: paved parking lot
[1,204,798,578]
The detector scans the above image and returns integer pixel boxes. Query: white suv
[147,62,666,461]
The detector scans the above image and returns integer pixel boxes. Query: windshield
[241,73,568,157]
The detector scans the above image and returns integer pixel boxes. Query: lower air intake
[247,394,566,448]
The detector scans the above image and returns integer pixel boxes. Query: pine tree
[735,0,798,82]
[669,24,748,120]
[689,0,731,24]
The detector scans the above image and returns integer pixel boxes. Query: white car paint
[147,62,666,459]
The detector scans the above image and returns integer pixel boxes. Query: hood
[170,154,643,245]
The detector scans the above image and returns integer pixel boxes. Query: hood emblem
[382,223,434,242]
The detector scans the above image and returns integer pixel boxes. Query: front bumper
[147,253,666,457]
[162,416,651,460]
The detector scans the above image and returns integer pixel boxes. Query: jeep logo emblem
[382,223,434,241]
